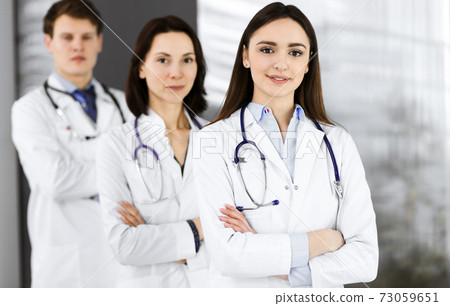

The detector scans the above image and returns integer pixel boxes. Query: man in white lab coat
[11,0,131,287]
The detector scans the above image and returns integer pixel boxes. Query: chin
[68,63,94,73]
[167,93,189,104]
[165,98,185,105]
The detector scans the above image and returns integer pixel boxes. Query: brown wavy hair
[213,2,332,125]
[125,16,207,118]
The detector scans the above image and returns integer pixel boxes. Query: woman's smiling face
[243,18,311,104]
[139,31,198,106]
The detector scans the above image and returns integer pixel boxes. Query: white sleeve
[309,133,379,287]
[185,241,210,271]
[193,131,292,278]
[11,96,97,201]
[97,132,197,266]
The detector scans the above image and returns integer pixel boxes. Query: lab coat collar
[235,106,325,185]
[240,107,292,180]
[52,72,94,92]
[134,107,199,179]
[293,118,325,187]
[46,74,96,135]
[46,74,119,135]
[92,78,120,132]
[46,73,73,110]
[134,107,201,157]
[138,107,201,132]
[47,73,67,92]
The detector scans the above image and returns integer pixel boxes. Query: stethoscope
[43,80,126,140]
[133,113,202,202]
[234,103,343,212]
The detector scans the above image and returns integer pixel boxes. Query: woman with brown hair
[194,2,378,287]
[96,16,209,287]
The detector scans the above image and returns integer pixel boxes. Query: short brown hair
[43,0,103,37]
[125,16,207,118]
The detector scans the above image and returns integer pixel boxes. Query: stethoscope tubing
[234,103,343,212]
[43,80,126,126]
[132,113,202,201]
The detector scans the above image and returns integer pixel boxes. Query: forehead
[53,14,98,34]
[149,32,195,55]
[250,18,309,47]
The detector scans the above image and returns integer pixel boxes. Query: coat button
[284,185,289,190]
[294,185,299,190]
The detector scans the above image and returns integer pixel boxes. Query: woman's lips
[267,75,291,84]
[167,86,185,91]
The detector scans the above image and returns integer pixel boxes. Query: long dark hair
[213,2,332,125]
[125,16,207,118]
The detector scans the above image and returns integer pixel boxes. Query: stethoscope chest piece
[334,181,343,199]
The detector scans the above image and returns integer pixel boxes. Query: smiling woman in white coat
[193,2,378,288]
[96,16,210,287]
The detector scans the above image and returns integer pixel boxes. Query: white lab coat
[96,109,210,287]
[193,107,378,288]
[11,74,132,287]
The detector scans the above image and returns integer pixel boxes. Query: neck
[56,69,92,89]
[150,101,189,130]
[252,96,294,132]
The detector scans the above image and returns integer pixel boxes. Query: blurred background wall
[4,0,450,287]
[0,0,20,288]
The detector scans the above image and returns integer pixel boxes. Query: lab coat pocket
[53,118,76,146]
[32,244,81,288]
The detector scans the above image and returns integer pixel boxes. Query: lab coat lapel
[293,118,325,190]
[46,74,74,110]
[243,109,292,180]
[93,79,119,133]
[182,110,196,180]
[135,111,168,157]
[47,74,97,137]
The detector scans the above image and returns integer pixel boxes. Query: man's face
[45,15,102,83]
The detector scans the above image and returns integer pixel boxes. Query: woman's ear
[242,45,250,68]
[139,64,145,79]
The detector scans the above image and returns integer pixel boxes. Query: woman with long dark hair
[194,2,378,287]
[97,16,209,287]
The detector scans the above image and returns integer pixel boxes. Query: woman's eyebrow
[288,42,307,49]
[153,52,195,56]
[154,52,171,56]
[256,41,307,49]
[256,40,276,46]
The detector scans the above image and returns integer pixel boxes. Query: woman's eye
[260,47,274,54]
[158,58,168,63]
[184,58,194,63]
[290,50,303,57]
